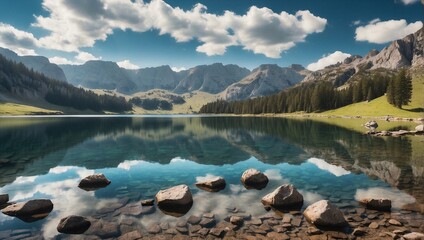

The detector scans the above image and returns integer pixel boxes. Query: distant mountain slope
[174,63,250,94]
[222,64,309,101]
[303,26,424,86]
[0,47,67,82]
[127,65,179,91]
[61,60,137,94]
[0,55,132,113]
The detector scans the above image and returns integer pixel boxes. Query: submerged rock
[196,177,226,192]
[57,215,91,234]
[359,198,391,211]
[1,199,53,222]
[78,174,111,191]
[0,194,8,205]
[241,168,269,190]
[155,184,193,217]
[261,184,303,210]
[141,199,154,206]
[303,200,348,228]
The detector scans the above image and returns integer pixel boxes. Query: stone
[359,198,391,211]
[199,218,216,228]
[352,227,367,236]
[415,125,424,132]
[155,185,193,217]
[78,174,111,191]
[369,222,379,229]
[187,215,201,225]
[241,168,269,190]
[248,218,262,225]
[118,230,142,240]
[197,228,209,236]
[140,199,154,206]
[303,200,348,228]
[209,227,225,237]
[195,177,226,192]
[57,215,91,234]
[364,121,378,130]
[176,220,187,228]
[307,227,322,235]
[189,225,201,233]
[176,226,188,234]
[282,216,291,223]
[389,219,402,226]
[403,232,424,240]
[291,218,302,227]
[0,194,8,205]
[203,213,214,218]
[147,223,161,234]
[261,184,303,210]
[159,222,169,230]
[267,232,290,239]
[1,199,53,222]
[230,216,244,226]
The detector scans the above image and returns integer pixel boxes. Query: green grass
[0,102,62,115]
[322,75,424,118]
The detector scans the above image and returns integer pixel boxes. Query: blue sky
[0,0,422,70]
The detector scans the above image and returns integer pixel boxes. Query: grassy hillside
[322,75,424,118]
[0,102,62,115]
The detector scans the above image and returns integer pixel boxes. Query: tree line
[200,70,412,114]
[0,55,132,112]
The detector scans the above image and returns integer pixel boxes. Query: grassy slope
[0,102,62,115]
[322,75,424,118]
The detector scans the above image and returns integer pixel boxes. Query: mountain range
[0,26,422,106]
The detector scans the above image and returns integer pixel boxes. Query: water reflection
[0,116,423,238]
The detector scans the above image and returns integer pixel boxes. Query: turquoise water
[0,116,422,238]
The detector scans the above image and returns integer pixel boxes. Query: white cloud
[355,19,423,44]
[171,66,187,72]
[307,51,351,71]
[307,158,351,177]
[31,0,327,58]
[352,20,362,26]
[400,0,420,4]
[49,56,76,65]
[117,59,140,69]
[0,23,38,56]
[75,51,101,62]
[369,18,381,25]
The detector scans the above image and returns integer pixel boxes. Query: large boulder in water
[241,169,268,190]
[359,198,391,211]
[196,177,226,192]
[261,184,303,210]
[78,174,111,191]
[57,215,91,234]
[156,185,193,217]
[1,199,53,222]
[303,200,348,228]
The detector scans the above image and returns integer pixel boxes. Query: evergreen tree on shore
[386,69,412,109]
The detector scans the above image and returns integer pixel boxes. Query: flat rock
[1,199,53,221]
[403,232,424,240]
[187,215,201,225]
[199,218,216,228]
[155,185,193,217]
[352,227,367,236]
[261,184,303,209]
[388,219,402,226]
[359,198,391,211]
[303,200,348,228]
[78,174,111,191]
[147,223,161,234]
[230,216,244,226]
[140,199,154,206]
[241,168,269,190]
[369,222,379,229]
[57,215,91,234]
[209,227,225,237]
[117,230,142,240]
[195,177,226,192]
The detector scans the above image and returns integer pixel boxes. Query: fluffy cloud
[355,19,423,44]
[49,56,76,65]
[75,51,102,62]
[0,23,38,56]
[400,0,420,4]
[171,66,187,72]
[307,51,351,71]
[117,59,140,69]
[32,0,327,58]
[49,51,101,65]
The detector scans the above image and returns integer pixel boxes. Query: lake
[0,116,423,239]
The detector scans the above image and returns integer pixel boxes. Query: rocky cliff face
[61,61,137,94]
[222,64,308,101]
[174,63,250,94]
[129,65,179,91]
[0,47,67,82]
[303,26,424,86]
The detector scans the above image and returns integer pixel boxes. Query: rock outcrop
[241,169,269,190]
[359,198,392,211]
